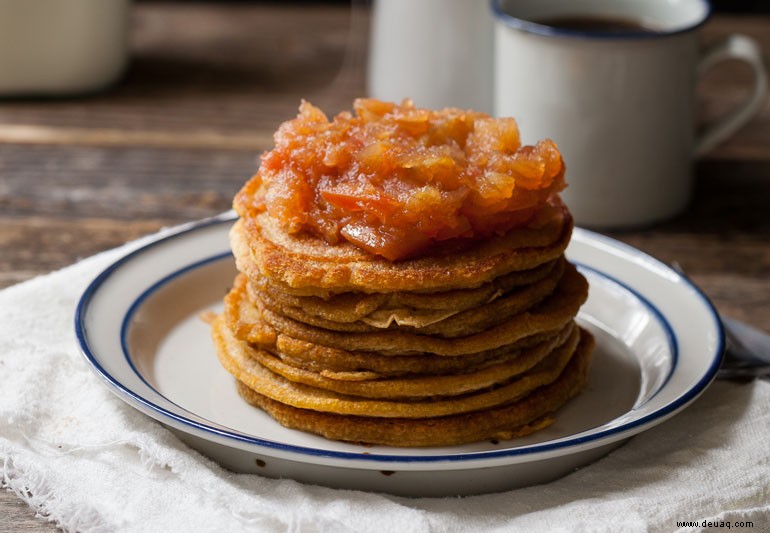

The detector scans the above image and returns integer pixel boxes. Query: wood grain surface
[1,3,769,531]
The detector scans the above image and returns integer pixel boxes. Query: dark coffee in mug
[537,15,660,33]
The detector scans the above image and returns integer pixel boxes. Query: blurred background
[0,0,768,289]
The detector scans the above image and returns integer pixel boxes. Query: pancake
[231,200,572,296]
[223,278,277,346]
[225,270,577,376]
[272,324,574,378]
[243,325,577,399]
[233,329,594,447]
[252,257,565,335]
[255,262,587,355]
[213,314,580,418]
[253,257,563,323]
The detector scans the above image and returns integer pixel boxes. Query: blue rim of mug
[490,0,712,40]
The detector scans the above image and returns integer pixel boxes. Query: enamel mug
[493,0,768,228]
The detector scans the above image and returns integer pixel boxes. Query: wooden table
[1,3,769,530]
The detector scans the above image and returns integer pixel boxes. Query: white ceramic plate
[76,212,723,497]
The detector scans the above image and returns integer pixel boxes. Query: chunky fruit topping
[235,99,566,260]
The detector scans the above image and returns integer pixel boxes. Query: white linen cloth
[1,222,769,533]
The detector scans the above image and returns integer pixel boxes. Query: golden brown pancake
[224,270,578,376]
[233,329,594,447]
[271,324,575,378]
[252,258,565,335]
[231,201,572,296]
[242,326,577,399]
[255,263,587,355]
[223,279,277,346]
[253,257,563,322]
[213,314,580,418]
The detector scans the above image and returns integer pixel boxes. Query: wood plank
[0,216,172,288]
[0,491,57,533]
[0,124,273,151]
[0,144,254,221]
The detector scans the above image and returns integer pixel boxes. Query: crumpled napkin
[2,222,769,533]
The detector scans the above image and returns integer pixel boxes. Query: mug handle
[695,34,768,157]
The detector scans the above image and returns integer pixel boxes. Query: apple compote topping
[234,98,566,261]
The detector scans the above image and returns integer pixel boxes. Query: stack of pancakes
[211,200,593,447]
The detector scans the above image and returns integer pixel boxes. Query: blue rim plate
[75,212,723,494]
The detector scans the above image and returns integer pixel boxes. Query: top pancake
[231,199,573,295]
